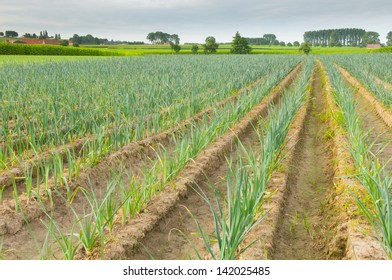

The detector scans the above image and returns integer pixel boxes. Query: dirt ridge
[337,65,392,128]
[320,61,387,260]
[99,63,303,260]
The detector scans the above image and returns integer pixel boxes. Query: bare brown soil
[240,83,310,259]
[270,66,336,259]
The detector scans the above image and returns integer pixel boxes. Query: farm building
[366,44,381,49]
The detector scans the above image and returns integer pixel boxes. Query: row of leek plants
[30,60,305,259]
[0,58,301,210]
[0,56,301,169]
[325,54,392,107]
[192,58,313,259]
[321,59,392,259]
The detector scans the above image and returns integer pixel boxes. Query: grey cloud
[1,0,391,43]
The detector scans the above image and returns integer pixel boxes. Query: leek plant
[321,59,392,259]
[191,58,313,259]
[41,212,79,260]
[325,54,392,107]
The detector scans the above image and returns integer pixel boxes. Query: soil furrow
[0,68,278,190]
[337,66,392,128]
[100,64,302,260]
[0,64,302,260]
[338,66,392,172]
[271,66,335,259]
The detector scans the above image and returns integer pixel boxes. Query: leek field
[0,54,391,260]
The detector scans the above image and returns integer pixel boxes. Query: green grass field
[0,36,388,56]
[85,43,376,55]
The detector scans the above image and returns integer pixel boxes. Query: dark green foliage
[293,41,300,46]
[244,37,268,45]
[363,31,380,45]
[387,31,392,46]
[299,42,311,55]
[60,40,69,46]
[71,34,107,45]
[287,42,293,47]
[279,41,286,46]
[230,32,251,54]
[5,31,18,37]
[191,44,199,54]
[0,43,122,56]
[146,31,180,45]
[39,30,49,39]
[0,32,4,37]
[304,28,366,46]
[263,34,276,46]
[203,36,219,54]
[169,42,181,53]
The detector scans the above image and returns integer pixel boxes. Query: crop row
[0,56,301,170]
[0,56,303,259]
[324,54,392,107]
[320,58,392,259]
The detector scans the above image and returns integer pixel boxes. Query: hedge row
[0,43,123,56]
[375,46,392,53]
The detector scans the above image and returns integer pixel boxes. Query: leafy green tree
[73,43,80,47]
[279,41,286,46]
[362,31,380,45]
[60,40,69,46]
[72,34,81,44]
[170,34,180,45]
[170,42,181,53]
[287,42,293,47]
[386,31,392,46]
[299,42,311,55]
[230,32,252,54]
[263,34,276,46]
[293,41,300,46]
[146,32,156,44]
[191,44,199,54]
[0,32,4,37]
[203,36,219,54]
[244,37,268,45]
[5,30,18,37]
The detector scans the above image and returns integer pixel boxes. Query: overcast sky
[1,0,391,43]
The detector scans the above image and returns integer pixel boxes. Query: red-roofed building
[366,44,381,49]
[9,39,66,45]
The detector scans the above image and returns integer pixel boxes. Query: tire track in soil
[127,80,299,260]
[271,67,334,260]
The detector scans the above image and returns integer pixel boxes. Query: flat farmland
[0,54,391,260]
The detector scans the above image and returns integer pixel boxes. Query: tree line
[2,28,392,47]
[303,28,385,46]
[244,34,299,47]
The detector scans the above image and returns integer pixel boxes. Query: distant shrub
[60,40,69,46]
[0,43,122,56]
[375,46,392,53]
